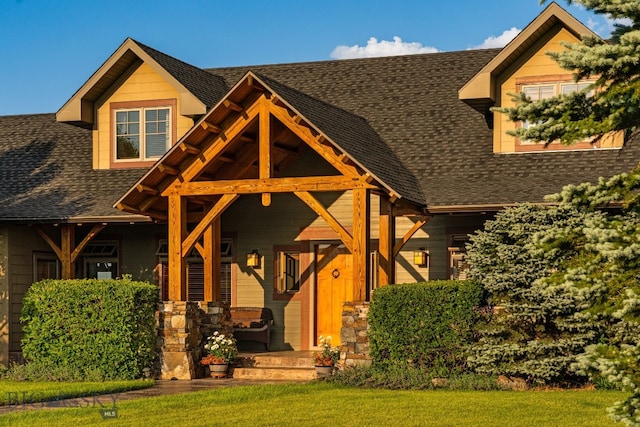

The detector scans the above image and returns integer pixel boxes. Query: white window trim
[113,106,172,163]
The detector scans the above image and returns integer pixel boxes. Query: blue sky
[0,0,612,116]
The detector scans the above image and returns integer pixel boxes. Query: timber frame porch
[116,71,429,302]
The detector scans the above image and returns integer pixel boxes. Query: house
[1,3,639,374]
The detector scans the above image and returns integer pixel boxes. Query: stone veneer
[340,301,372,367]
[155,301,232,380]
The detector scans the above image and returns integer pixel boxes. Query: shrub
[326,363,498,390]
[368,280,485,376]
[20,278,158,381]
[465,203,604,385]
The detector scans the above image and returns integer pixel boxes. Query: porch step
[231,351,318,381]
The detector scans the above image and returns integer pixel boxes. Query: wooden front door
[316,245,353,346]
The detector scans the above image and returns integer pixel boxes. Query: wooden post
[352,189,370,301]
[60,224,75,279]
[259,96,272,206]
[168,195,187,301]
[203,218,221,302]
[378,196,395,286]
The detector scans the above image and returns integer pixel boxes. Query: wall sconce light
[246,249,261,268]
[413,248,429,267]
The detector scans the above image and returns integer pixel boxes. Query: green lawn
[0,382,627,426]
[0,379,153,406]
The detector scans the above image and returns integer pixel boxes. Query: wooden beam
[393,205,426,217]
[238,135,254,143]
[136,184,159,196]
[35,226,63,260]
[247,75,265,91]
[168,195,187,301]
[180,143,201,155]
[202,217,222,302]
[393,217,430,257]
[70,224,106,263]
[259,96,272,207]
[139,196,160,213]
[268,102,361,178]
[223,99,243,112]
[169,101,261,185]
[219,154,235,163]
[378,196,395,287]
[158,163,180,175]
[201,121,222,134]
[294,191,353,253]
[182,194,238,256]
[352,188,370,301]
[163,176,376,197]
[273,142,299,154]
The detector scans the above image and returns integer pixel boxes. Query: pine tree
[466,203,604,384]
[496,0,640,145]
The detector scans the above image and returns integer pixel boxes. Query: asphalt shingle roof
[207,51,640,209]
[135,39,229,110]
[0,114,146,221]
[3,46,640,221]
[255,73,425,205]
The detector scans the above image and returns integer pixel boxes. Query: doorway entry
[316,244,353,346]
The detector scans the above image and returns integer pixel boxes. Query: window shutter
[276,251,286,293]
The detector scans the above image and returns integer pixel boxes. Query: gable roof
[116,71,424,215]
[56,38,228,128]
[459,1,597,114]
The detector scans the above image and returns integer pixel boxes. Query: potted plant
[200,331,238,378]
[315,335,340,377]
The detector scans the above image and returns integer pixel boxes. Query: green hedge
[368,280,485,375]
[21,279,158,380]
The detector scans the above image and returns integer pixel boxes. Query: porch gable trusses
[116,71,399,219]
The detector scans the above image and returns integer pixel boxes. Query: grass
[0,382,627,426]
[0,379,153,406]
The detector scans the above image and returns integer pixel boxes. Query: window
[82,240,119,279]
[520,84,555,135]
[560,82,594,96]
[115,107,171,161]
[517,79,596,149]
[156,238,233,302]
[33,252,60,281]
[276,250,300,294]
[448,234,470,281]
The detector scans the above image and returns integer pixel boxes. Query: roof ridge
[131,38,208,75]
[204,47,503,74]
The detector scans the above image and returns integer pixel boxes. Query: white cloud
[588,16,633,38]
[330,36,439,59]
[469,27,521,50]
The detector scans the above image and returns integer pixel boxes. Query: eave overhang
[458,2,597,115]
[56,38,207,129]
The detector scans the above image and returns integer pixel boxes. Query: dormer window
[515,78,597,151]
[109,99,177,167]
[115,106,171,161]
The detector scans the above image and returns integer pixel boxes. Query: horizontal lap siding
[8,226,53,353]
[94,63,194,169]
